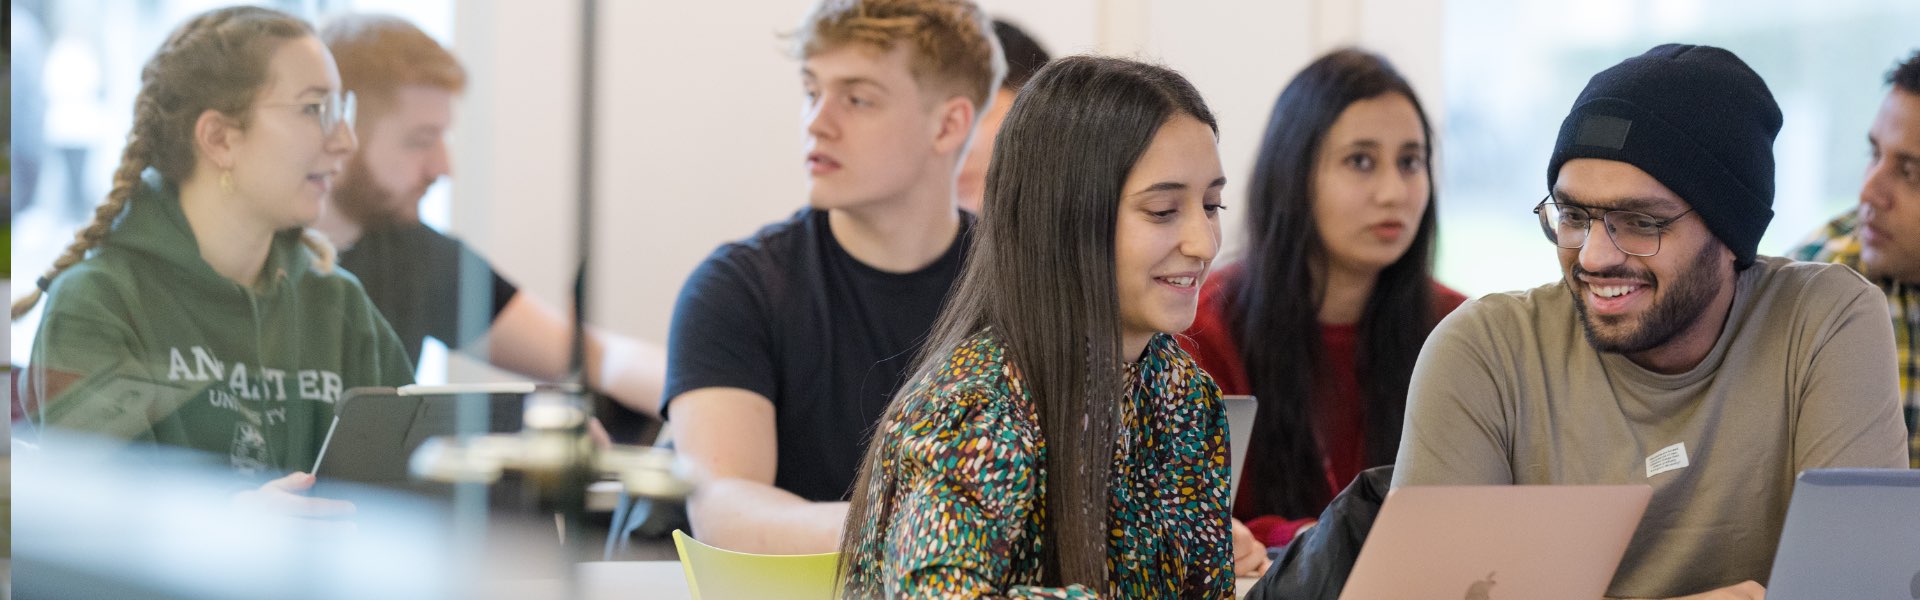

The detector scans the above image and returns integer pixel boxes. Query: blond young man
[662,0,1003,554]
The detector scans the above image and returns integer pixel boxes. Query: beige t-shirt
[1393,256,1908,598]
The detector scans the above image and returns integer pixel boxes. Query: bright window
[1439,0,1920,295]
[9,0,455,378]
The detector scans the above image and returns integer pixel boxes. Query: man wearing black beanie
[1395,44,1908,598]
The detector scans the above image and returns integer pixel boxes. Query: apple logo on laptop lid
[1465,572,1496,600]
[1908,567,1919,599]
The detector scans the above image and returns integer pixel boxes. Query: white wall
[452,0,580,302]
[441,0,1445,379]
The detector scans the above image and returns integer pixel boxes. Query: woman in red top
[1182,48,1467,549]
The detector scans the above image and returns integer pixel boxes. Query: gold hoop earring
[220,170,235,194]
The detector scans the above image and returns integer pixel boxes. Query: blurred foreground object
[12,429,533,599]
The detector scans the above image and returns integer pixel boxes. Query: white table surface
[484,561,1260,599]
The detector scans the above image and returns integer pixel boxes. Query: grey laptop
[312,383,538,494]
[1767,468,1920,599]
[1223,394,1257,504]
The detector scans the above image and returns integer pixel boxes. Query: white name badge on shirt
[1645,442,1690,478]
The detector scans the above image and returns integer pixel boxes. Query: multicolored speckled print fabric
[840,331,1233,599]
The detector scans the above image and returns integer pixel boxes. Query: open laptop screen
[1223,395,1257,504]
[1767,468,1920,599]
[312,384,534,494]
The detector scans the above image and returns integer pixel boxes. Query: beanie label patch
[1575,114,1633,150]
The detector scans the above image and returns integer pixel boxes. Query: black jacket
[1245,464,1395,599]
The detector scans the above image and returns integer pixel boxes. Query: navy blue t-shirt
[663,208,973,502]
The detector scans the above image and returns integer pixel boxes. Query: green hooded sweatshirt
[25,171,414,477]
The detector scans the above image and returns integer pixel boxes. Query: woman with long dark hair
[836,55,1236,597]
[1182,48,1467,549]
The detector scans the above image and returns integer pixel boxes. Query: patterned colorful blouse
[1792,209,1920,469]
[840,331,1233,599]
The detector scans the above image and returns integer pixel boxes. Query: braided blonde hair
[12,6,335,320]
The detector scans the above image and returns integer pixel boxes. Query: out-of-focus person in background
[954,17,1048,214]
[1182,48,1464,551]
[316,14,667,432]
[1791,49,1920,469]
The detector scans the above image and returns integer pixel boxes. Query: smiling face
[800,43,952,211]
[1310,92,1431,278]
[225,35,358,230]
[1115,114,1226,355]
[1554,158,1734,355]
[1859,89,1920,282]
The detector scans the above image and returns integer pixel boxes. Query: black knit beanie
[1547,44,1782,269]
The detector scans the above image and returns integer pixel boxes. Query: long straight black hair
[838,55,1216,590]
[1233,48,1439,519]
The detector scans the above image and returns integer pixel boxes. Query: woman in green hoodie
[13,6,414,506]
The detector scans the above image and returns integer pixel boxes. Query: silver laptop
[1339,484,1652,600]
[1223,395,1257,504]
[1767,468,1920,599]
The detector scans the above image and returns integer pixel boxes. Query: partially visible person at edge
[1791,49,1920,469]
[953,17,1049,214]
[837,54,1237,598]
[1395,44,1907,599]
[14,6,412,515]
[1180,47,1465,552]
[317,14,667,428]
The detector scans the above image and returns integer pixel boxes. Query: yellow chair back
[671,529,840,600]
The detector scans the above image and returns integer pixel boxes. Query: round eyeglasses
[261,91,357,137]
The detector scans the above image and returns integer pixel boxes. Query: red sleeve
[1179,267,1250,395]
[1430,280,1470,322]
[1244,515,1318,549]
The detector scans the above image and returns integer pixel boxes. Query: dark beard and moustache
[1570,239,1726,355]
[330,151,426,231]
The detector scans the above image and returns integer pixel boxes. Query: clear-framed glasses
[262,90,356,136]
[1532,196,1696,257]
